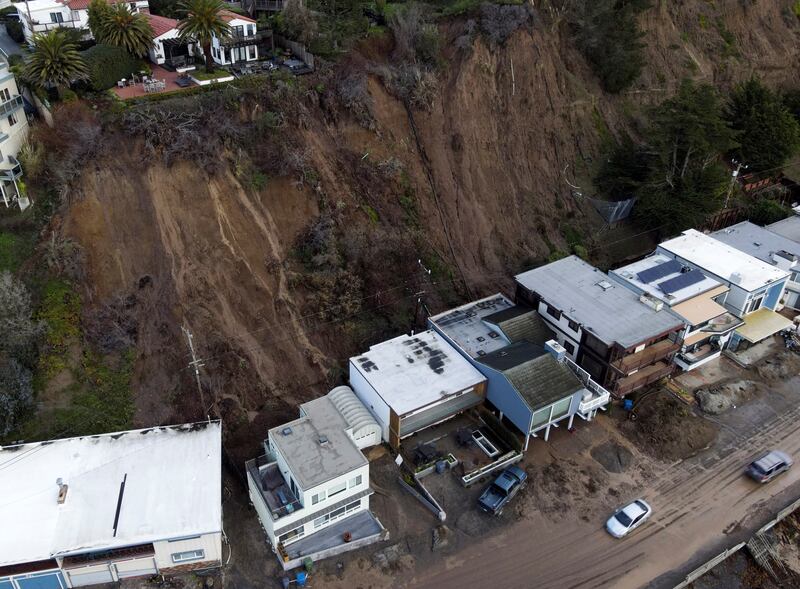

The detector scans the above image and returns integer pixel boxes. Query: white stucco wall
[152,532,222,569]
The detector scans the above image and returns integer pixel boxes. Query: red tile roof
[145,12,179,38]
[219,9,255,23]
[67,0,126,10]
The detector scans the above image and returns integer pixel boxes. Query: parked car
[478,465,527,516]
[606,499,652,538]
[746,450,793,483]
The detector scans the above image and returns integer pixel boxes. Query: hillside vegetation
[2,0,800,458]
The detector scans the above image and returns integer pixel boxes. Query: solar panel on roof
[637,259,683,284]
[658,269,706,295]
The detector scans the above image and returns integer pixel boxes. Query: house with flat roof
[0,422,222,589]
[610,254,742,372]
[768,211,800,243]
[246,388,384,570]
[515,257,685,397]
[429,294,610,449]
[657,229,791,350]
[712,221,800,311]
[349,330,487,449]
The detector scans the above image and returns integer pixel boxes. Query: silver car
[606,499,653,538]
[746,450,793,483]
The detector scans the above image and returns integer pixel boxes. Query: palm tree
[23,30,88,96]
[177,0,230,73]
[87,0,111,40]
[96,3,154,57]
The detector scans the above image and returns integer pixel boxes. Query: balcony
[612,361,674,397]
[611,339,680,375]
[0,95,23,118]
[220,30,272,48]
[578,389,611,416]
[246,456,303,522]
[674,343,722,372]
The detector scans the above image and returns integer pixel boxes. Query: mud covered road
[403,376,800,589]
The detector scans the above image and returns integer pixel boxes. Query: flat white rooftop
[610,253,725,305]
[349,330,486,416]
[0,422,222,567]
[658,229,789,292]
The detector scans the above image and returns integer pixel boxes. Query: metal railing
[252,0,284,10]
[221,29,272,47]
[0,95,23,118]
[578,390,611,414]
[613,362,674,396]
[245,457,303,521]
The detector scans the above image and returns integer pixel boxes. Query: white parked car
[606,499,652,538]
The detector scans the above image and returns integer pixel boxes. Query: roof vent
[730,272,742,284]
[282,427,293,436]
[318,435,329,445]
[596,280,614,291]
[56,478,68,504]
[753,241,762,248]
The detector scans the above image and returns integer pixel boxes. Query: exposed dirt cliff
[59,0,800,455]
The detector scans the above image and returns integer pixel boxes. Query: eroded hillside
[55,0,800,455]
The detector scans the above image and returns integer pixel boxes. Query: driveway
[400,374,800,589]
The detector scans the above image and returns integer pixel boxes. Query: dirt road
[402,376,800,589]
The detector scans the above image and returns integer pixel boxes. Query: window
[328,480,347,498]
[311,490,326,505]
[7,113,16,127]
[50,12,64,23]
[747,295,764,314]
[233,25,244,37]
[171,549,205,563]
[278,525,304,545]
[567,319,579,332]
[348,475,362,488]
[248,24,255,35]
[545,304,561,320]
[0,89,10,102]
[563,341,575,355]
[248,45,256,59]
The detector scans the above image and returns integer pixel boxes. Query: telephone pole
[724,160,747,210]
[181,325,209,422]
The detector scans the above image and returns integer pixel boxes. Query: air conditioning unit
[639,294,664,312]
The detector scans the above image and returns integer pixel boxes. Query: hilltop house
[657,229,791,350]
[515,257,685,397]
[349,330,487,449]
[17,0,150,44]
[0,54,29,210]
[210,11,267,66]
[0,422,222,589]
[712,221,800,312]
[246,387,385,570]
[610,254,742,371]
[429,294,611,449]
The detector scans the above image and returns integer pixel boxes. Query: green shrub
[80,44,142,91]
[5,19,23,43]
[746,199,791,226]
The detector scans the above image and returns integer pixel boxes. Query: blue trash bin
[623,399,634,411]
[296,571,308,587]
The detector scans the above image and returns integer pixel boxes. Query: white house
[0,422,223,589]
[610,254,743,371]
[17,0,150,44]
[349,330,488,450]
[210,10,260,65]
[144,13,198,70]
[0,54,29,210]
[712,221,800,312]
[657,229,792,350]
[246,388,385,570]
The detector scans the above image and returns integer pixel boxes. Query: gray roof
[515,256,684,349]
[768,215,800,243]
[712,222,800,268]
[269,397,367,490]
[483,306,555,346]
[479,342,583,412]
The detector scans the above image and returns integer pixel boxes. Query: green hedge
[80,44,143,91]
[5,19,24,43]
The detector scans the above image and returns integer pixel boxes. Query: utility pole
[181,325,209,422]
[724,160,746,210]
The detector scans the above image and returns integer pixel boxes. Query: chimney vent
[56,479,68,504]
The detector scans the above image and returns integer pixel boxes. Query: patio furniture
[175,75,192,88]
[117,80,125,88]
